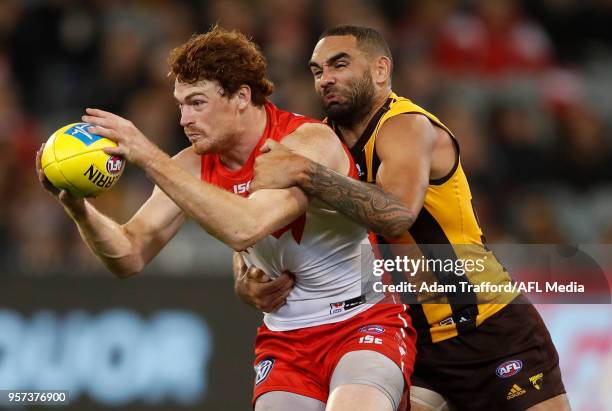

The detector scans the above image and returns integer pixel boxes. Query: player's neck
[337,90,391,149]
[219,105,267,171]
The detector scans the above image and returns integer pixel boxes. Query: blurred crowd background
[1,0,612,275]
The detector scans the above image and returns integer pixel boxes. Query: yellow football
[41,122,125,197]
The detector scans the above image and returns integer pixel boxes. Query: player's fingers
[261,287,292,312]
[35,146,60,196]
[38,170,60,195]
[233,252,247,277]
[276,277,294,299]
[58,189,73,203]
[103,146,123,157]
[82,115,115,130]
[253,280,293,306]
[259,139,273,153]
[88,125,120,142]
[257,272,294,294]
[266,294,290,312]
[35,144,44,171]
[246,266,271,283]
[261,139,287,152]
[85,107,122,121]
[37,167,50,185]
[264,139,284,151]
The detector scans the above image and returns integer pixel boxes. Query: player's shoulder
[267,101,320,123]
[171,146,201,177]
[266,102,321,137]
[267,102,347,171]
[382,111,436,134]
[282,123,348,168]
[283,122,339,150]
[283,122,349,174]
[377,111,437,148]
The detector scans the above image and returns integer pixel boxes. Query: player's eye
[192,100,205,106]
[335,61,348,69]
[312,70,322,79]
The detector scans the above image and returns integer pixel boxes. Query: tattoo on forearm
[303,162,415,237]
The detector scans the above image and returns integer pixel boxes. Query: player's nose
[318,69,336,89]
[179,108,194,127]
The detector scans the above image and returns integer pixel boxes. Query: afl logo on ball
[106,156,124,175]
[254,358,275,385]
[496,360,523,378]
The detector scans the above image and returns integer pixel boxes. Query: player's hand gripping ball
[40,123,125,197]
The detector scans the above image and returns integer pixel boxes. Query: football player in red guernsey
[35,26,416,411]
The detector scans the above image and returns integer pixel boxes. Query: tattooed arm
[298,161,415,237]
[252,114,448,239]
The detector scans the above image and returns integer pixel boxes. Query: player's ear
[373,56,392,85]
[236,85,252,110]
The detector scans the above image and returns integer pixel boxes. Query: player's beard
[321,70,375,128]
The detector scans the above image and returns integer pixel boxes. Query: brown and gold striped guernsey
[330,92,518,343]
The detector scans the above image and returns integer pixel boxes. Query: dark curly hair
[168,26,274,106]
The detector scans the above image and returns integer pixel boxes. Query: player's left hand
[82,108,164,168]
[251,139,312,191]
[235,266,295,312]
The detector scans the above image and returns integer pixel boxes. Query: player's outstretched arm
[146,123,347,250]
[250,116,436,238]
[36,144,187,278]
[84,109,347,251]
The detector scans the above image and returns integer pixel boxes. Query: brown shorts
[411,295,566,411]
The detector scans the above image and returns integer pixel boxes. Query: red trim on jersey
[199,102,359,245]
[199,102,322,244]
[200,101,320,192]
[271,214,307,244]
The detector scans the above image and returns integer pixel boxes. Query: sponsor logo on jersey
[329,302,345,315]
[506,384,526,400]
[233,181,251,194]
[496,360,523,378]
[529,372,544,390]
[330,295,365,315]
[106,156,124,175]
[254,358,275,385]
[359,335,383,344]
[358,325,385,334]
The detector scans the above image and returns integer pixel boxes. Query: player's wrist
[61,195,87,220]
[140,146,170,173]
[297,158,317,191]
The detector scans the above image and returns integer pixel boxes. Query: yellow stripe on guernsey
[362,92,518,343]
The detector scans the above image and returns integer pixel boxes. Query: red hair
[168,26,274,106]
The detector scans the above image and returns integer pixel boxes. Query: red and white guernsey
[201,102,380,331]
